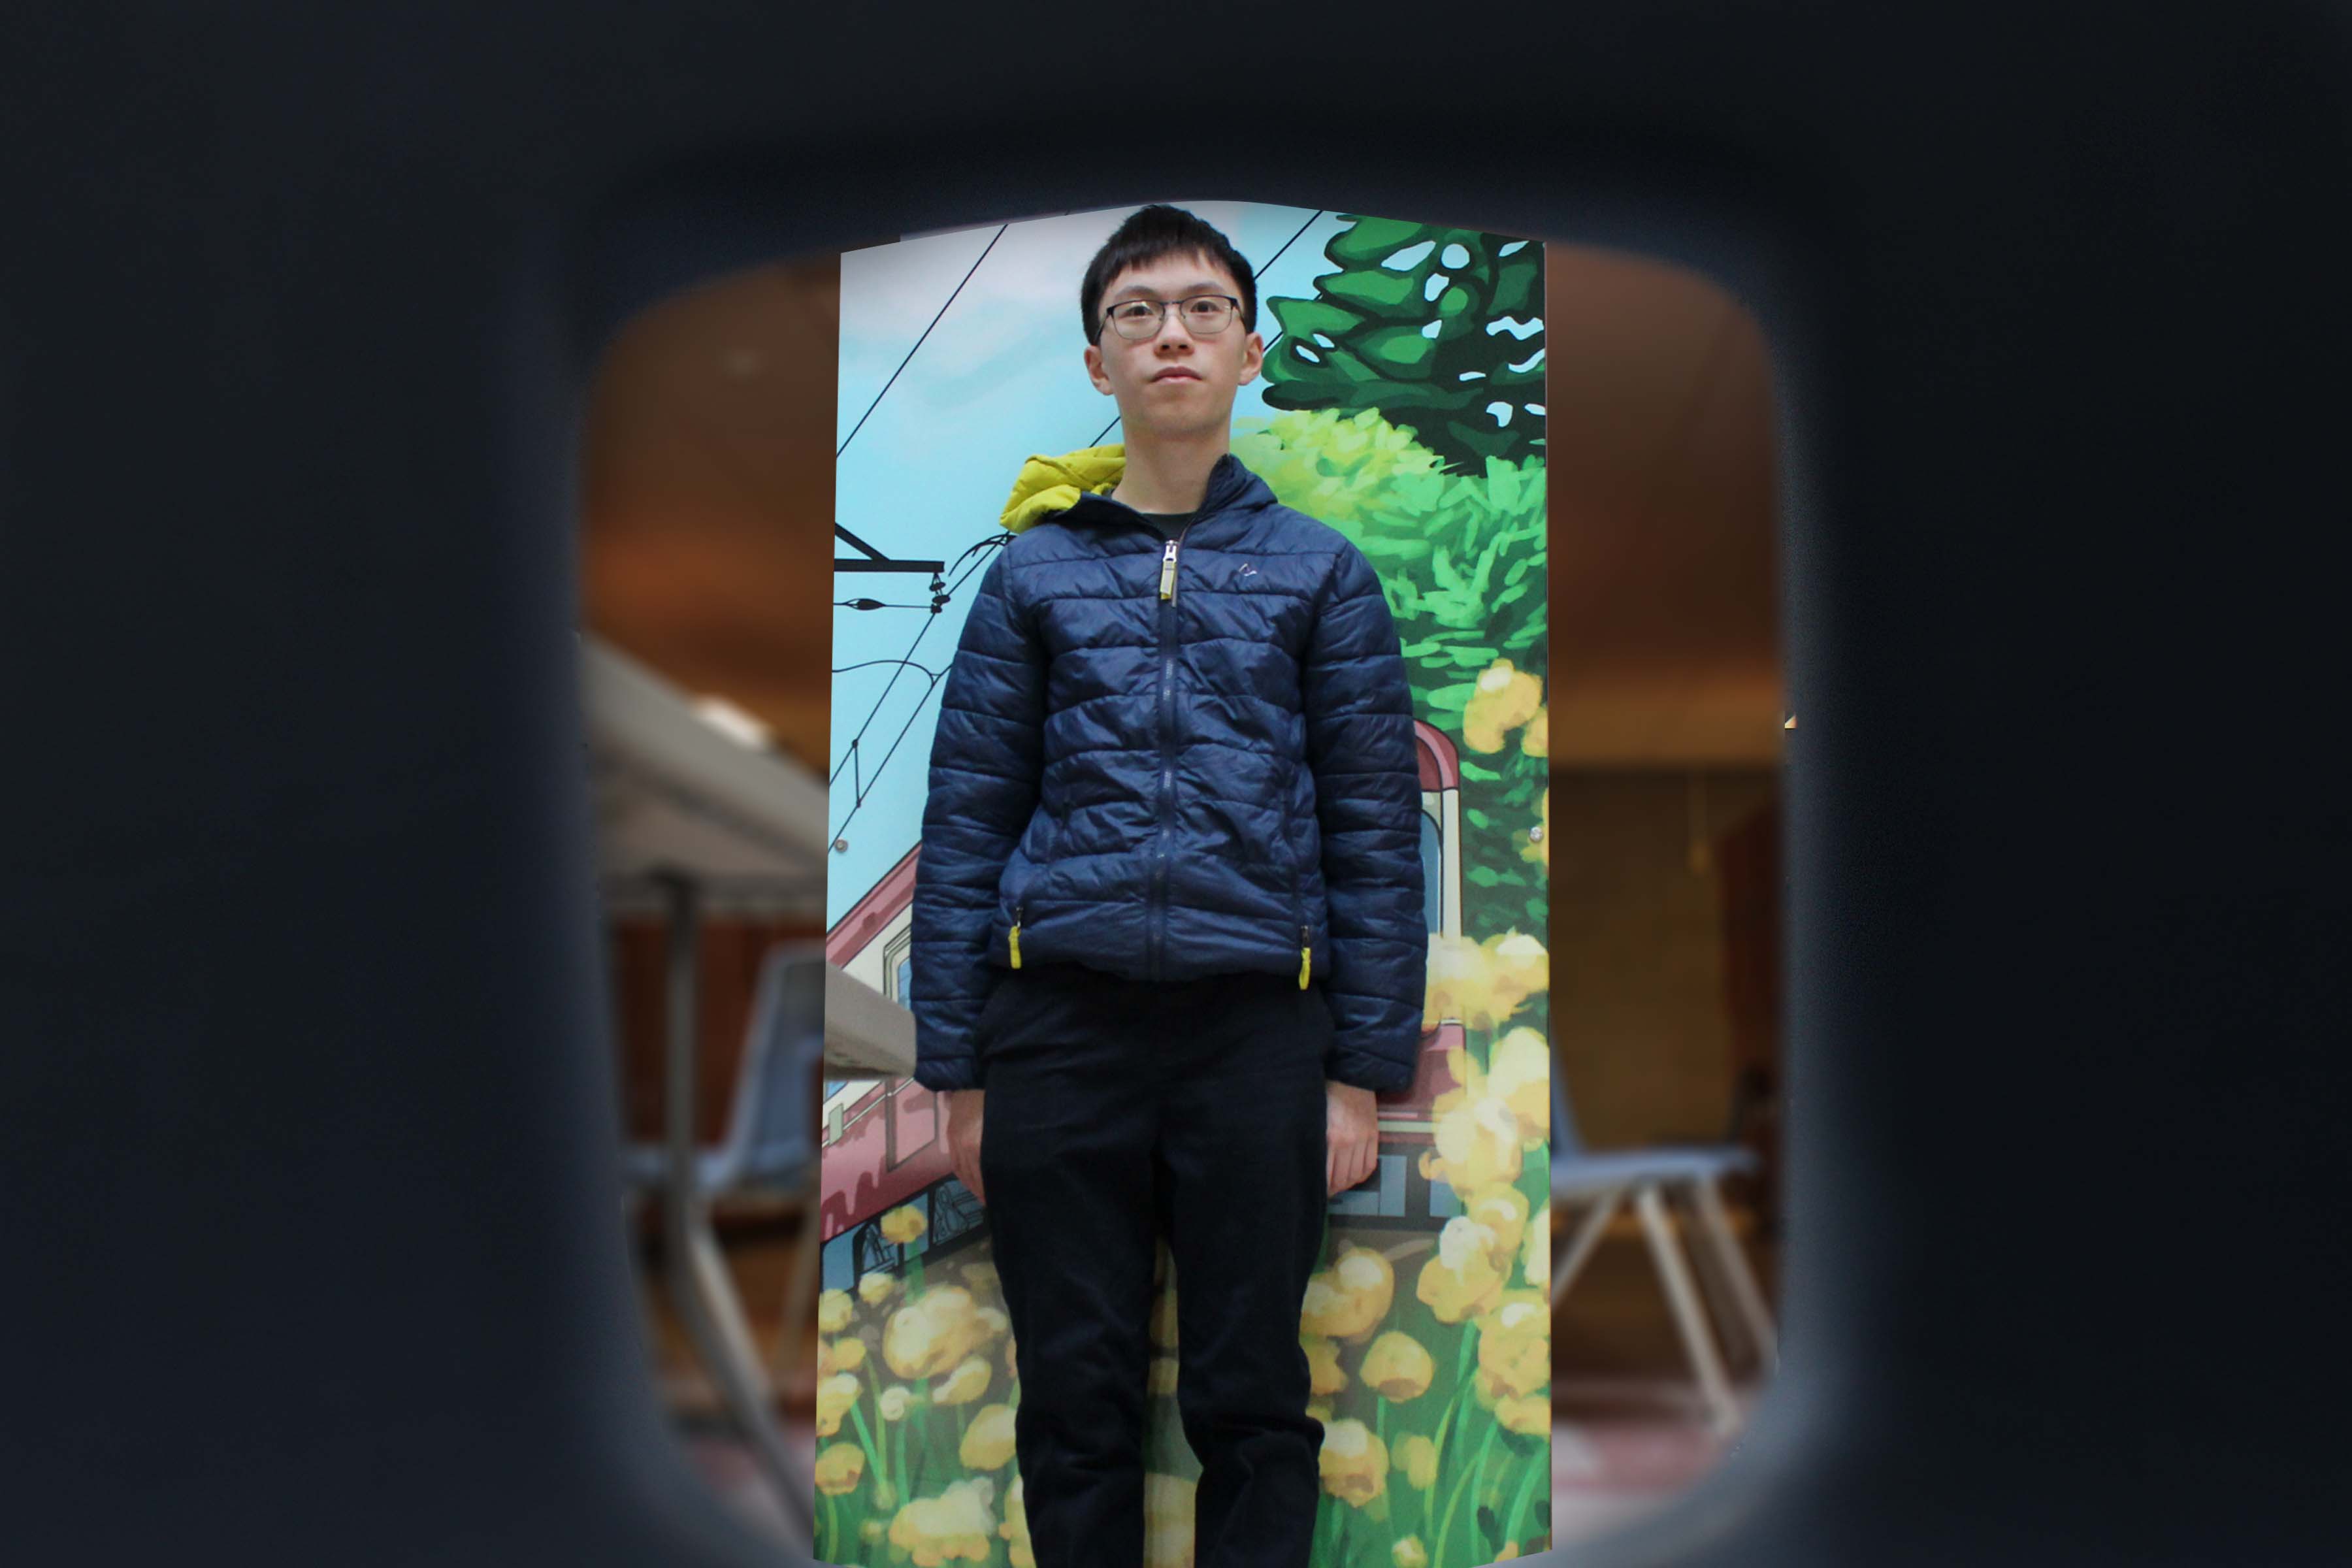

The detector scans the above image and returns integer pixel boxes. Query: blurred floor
[637,1202,1776,1558]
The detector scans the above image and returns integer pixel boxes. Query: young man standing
[908,204,1426,1567]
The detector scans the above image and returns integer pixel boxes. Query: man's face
[1084,250,1264,441]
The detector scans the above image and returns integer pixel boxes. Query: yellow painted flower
[1484,936,1551,1028]
[1000,1473,1034,1568]
[960,1401,1018,1469]
[1393,1535,1431,1568]
[1148,1355,1180,1396]
[819,1335,867,1377]
[935,1354,992,1407]
[1317,1418,1389,1507]
[1465,1183,1531,1269]
[1424,930,1550,1033]
[858,1270,899,1308]
[960,1259,1001,1293]
[1143,1473,1197,1568]
[881,1203,928,1245]
[1486,1026,1552,1147]
[1392,1432,1439,1491]
[1430,1081,1522,1193]
[1495,1392,1552,1437]
[1303,1333,1348,1397]
[813,1441,866,1496]
[817,1288,854,1334]
[1417,1215,1509,1323]
[1524,1202,1551,1289]
[1522,787,1550,870]
[1360,1330,1435,1402]
[884,1284,994,1382]
[1307,1399,1333,1425]
[1299,1243,1396,1343]
[871,1478,897,1511]
[1522,704,1548,759]
[860,1517,885,1543]
[1463,659,1543,753]
[887,1477,999,1566]
[1149,1280,1180,1350]
[1497,1543,1523,1560]
[878,1384,918,1422]
[814,1372,861,1437]
[978,1304,1011,1341]
[1422,932,1493,1032]
[1475,1289,1552,1401]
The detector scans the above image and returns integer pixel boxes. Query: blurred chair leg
[1633,1181,1739,1436]
[659,872,814,1549]
[1550,1186,1624,1307]
[1673,1180,1753,1373]
[770,1177,823,1395]
[1690,1173,1777,1377]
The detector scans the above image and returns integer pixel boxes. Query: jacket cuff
[913,1056,981,1092]
[1324,1045,1415,1094]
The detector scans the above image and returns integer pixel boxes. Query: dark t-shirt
[1136,510,1194,541]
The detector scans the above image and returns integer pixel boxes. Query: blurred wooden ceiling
[579,242,1781,776]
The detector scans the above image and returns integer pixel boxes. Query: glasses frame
[1098,293,1245,342]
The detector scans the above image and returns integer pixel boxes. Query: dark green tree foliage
[1262,216,1545,472]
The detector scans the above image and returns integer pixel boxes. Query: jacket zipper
[1149,520,1194,980]
[1009,900,1022,968]
[1299,924,1312,989]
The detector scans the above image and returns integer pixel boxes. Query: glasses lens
[1183,297,1234,334]
[1110,302,1162,340]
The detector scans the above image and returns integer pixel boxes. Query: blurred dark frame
[5,1,2348,1563]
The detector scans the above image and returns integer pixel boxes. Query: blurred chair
[1549,1065,1778,1435]
[623,901,826,1549]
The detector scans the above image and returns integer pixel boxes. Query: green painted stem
[1500,1437,1545,1552]
[1435,1420,1501,1568]
[847,1399,887,1489]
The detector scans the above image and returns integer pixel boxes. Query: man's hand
[945,1087,986,1204]
[1326,1081,1380,1197]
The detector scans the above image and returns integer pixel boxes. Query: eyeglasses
[1100,294,1242,341]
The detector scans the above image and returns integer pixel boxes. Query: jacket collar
[998,445,1273,539]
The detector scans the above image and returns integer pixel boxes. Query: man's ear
[1238,330,1266,387]
[1084,341,1112,395]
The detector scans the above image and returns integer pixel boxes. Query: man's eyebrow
[1107,280,1228,301]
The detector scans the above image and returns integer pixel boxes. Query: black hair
[1079,203,1258,346]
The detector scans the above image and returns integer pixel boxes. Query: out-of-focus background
[579,234,1782,1560]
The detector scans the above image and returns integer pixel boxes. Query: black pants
[975,960,1332,1568]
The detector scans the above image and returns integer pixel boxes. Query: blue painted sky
[826,200,1360,926]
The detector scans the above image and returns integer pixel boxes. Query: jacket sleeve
[909,549,1045,1090]
[1302,537,1428,1092]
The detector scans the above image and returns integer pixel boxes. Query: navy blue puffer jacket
[909,448,1426,1093]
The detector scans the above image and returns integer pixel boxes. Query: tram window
[1329,1152,1409,1218]
[1420,808,1442,932]
[1428,1176,1463,1219]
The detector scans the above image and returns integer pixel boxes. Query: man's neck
[1110,431,1228,514]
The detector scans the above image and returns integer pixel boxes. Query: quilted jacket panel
[909,449,1426,1092]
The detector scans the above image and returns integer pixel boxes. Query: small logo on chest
[1238,562,1259,580]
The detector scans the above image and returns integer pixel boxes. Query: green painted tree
[1260,216,1545,472]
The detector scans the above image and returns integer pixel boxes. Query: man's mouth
[1153,368,1201,382]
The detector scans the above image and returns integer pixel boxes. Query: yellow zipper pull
[1299,926,1311,989]
[1158,537,1179,600]
[1009,906,1022,968]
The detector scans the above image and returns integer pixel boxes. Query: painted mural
[824,204,1551,1566]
